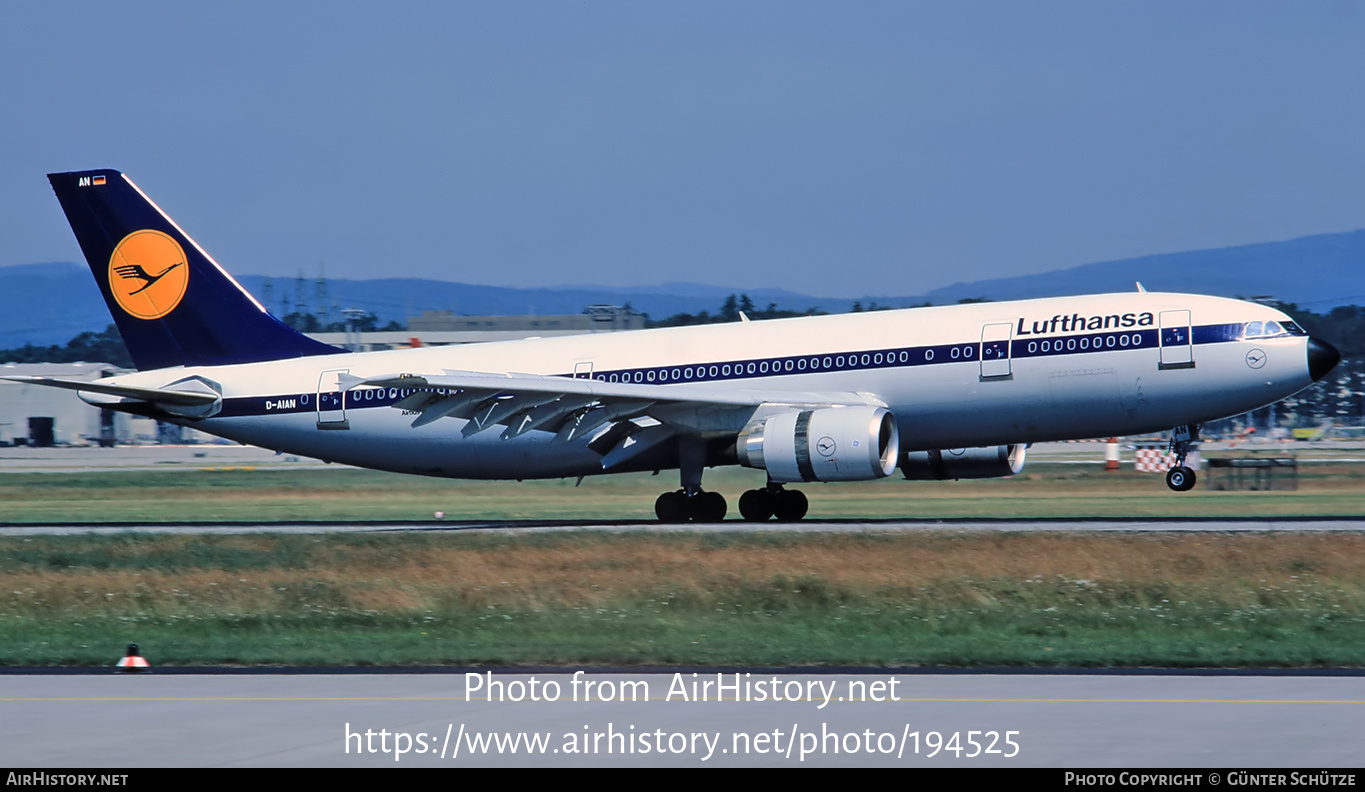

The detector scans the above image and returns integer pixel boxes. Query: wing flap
[461,393,560,438]
[600,424,676,470]
[501,395,598,440]
[410,390,495,428]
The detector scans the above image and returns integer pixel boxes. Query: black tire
[1166,466,1196,492]
[738,489,774,522]
[655,490,690,523]
[772,488,809,522]
[695,490,727,522]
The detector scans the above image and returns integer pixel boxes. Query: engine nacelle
[737,406,899,482]
[901,445,1027,480]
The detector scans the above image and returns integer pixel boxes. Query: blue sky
[2,1,1363,298]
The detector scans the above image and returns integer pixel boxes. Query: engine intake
[737,406,899,482]
[901,445,1027,480]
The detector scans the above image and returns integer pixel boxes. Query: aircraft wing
[340,370,881,466]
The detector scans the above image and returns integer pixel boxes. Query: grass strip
[3,531,1363,668]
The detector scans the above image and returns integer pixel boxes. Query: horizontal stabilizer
[1,375,219,406]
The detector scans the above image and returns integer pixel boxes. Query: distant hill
[3,228,1363,349]
[911,229,1365,307]
[0,265,851,349]
[0,262,112,350]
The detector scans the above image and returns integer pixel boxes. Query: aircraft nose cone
[1308,337,1341,382]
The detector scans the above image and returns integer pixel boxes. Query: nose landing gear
[1165,424,1199,492]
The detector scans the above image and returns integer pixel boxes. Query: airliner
[7,169,1341,522]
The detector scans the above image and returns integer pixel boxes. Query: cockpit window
[1244,319,1302,339]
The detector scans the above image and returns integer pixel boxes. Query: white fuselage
[87,292,1316,480]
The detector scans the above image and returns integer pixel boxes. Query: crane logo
[108,230,189,320]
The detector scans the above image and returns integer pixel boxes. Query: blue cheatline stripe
[211,322,1249,420]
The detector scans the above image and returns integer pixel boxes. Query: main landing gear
[655,435,727,523]
[655,489,727,523]
[738,484,809,522]
[1165,424,1199,492]
[655,485,812,523]
[653,436,811,523]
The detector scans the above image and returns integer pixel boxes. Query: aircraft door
[1159,310,1194,370]
[316,368,350,429]
[980,323,1013,380]
[573,361,594,380]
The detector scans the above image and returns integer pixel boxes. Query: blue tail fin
[47,169,343,371]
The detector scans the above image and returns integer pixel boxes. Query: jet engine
[900,444,1027,480]
[736,406,899,482]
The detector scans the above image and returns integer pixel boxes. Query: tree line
[640,293,913,328]
[0,311,401,369]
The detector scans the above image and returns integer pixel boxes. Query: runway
[4,517,1365,535]
[3,671,1362,767]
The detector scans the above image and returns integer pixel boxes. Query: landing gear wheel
[694,490,727,523]
[655,490,690,523]
[655,489,727,522]
[772,489,809,522]
[1164,424,1200,493]
[1166,466,1197,492]
[739,489,775,522]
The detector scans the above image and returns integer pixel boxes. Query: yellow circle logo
[108,230,189,320]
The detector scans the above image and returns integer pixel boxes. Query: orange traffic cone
[114,643,150,672]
